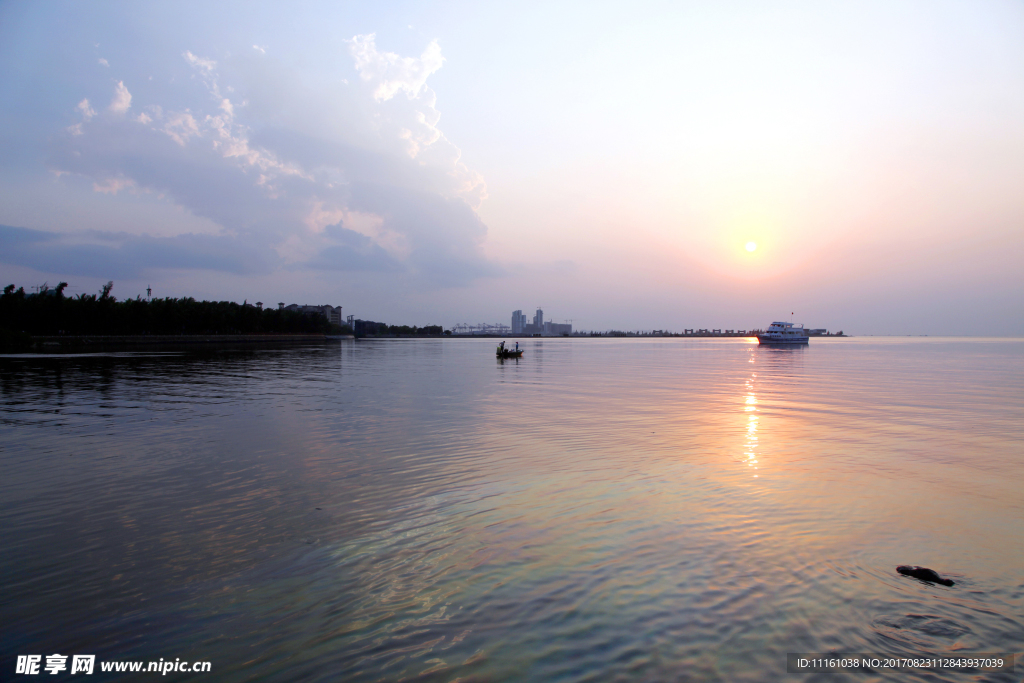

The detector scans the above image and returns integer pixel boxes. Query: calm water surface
[2,338,1022,681]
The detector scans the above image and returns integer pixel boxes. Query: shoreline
[17,334,337,353]
[2,332,854,354]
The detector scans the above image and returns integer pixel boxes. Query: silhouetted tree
[0,281,344,341]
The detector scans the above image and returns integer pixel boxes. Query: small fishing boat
[496,342,523,358]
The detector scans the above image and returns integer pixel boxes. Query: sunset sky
[1,1,1022,334]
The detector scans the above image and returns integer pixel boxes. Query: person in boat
[515,342,519,352]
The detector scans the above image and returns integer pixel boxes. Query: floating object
[496,342,523,358]
[757,321,809,345]
[897,565,955,586]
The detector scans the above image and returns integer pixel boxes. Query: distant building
[451,323,510,335]
[808,329,828,336]
[352,319,387,336]
[520,308,542,335]
[545,322,572,336]
[284,304,343,326]
[510,306,572,336]
[511,309,527,334]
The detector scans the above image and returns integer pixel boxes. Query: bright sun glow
[745,242,757,252]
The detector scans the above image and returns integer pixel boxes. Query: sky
[1,0,1022,335]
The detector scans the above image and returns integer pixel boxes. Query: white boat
[757,321,809,345]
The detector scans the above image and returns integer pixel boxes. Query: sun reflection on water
[744,358,759,476]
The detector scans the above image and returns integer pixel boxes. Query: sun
[745,241,757,252]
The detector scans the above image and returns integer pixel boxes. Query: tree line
[378,324,445,336]
[1,282,347,345]
[352,319,445,337]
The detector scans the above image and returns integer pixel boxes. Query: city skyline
[510,308,572,336]
[1,2,1022,335]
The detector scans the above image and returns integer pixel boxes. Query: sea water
[1,337,1022,681]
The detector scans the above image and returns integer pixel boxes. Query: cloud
[98,57,109,67]
[76,99,96,120]
[183,50,216,75]
[252,45,266,54]
[0,224,277,279]
[162,110,200,145]
[45,39,495,287]
[345,182,499,284]
[304,224,404,272]
[109,81,132,114]
[92,177,136,194]
[347,33,444,102]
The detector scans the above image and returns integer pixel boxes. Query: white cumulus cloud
[162,111,200,146]
[109,81,132,114]
[183,50,216,74]
[347,33,444,102]
[76,98,96,120]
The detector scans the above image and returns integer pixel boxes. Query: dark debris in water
[897,565,955,586]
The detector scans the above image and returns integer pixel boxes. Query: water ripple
[1,338,1022,682]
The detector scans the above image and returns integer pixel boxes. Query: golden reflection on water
[744,351,759,477]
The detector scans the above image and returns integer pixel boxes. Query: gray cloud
[304,225,403,272]
[346,183,502,285]
[249,127,428,193]
[41,40,496,287]
[49,120,303,241]
[0,224,276,279]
